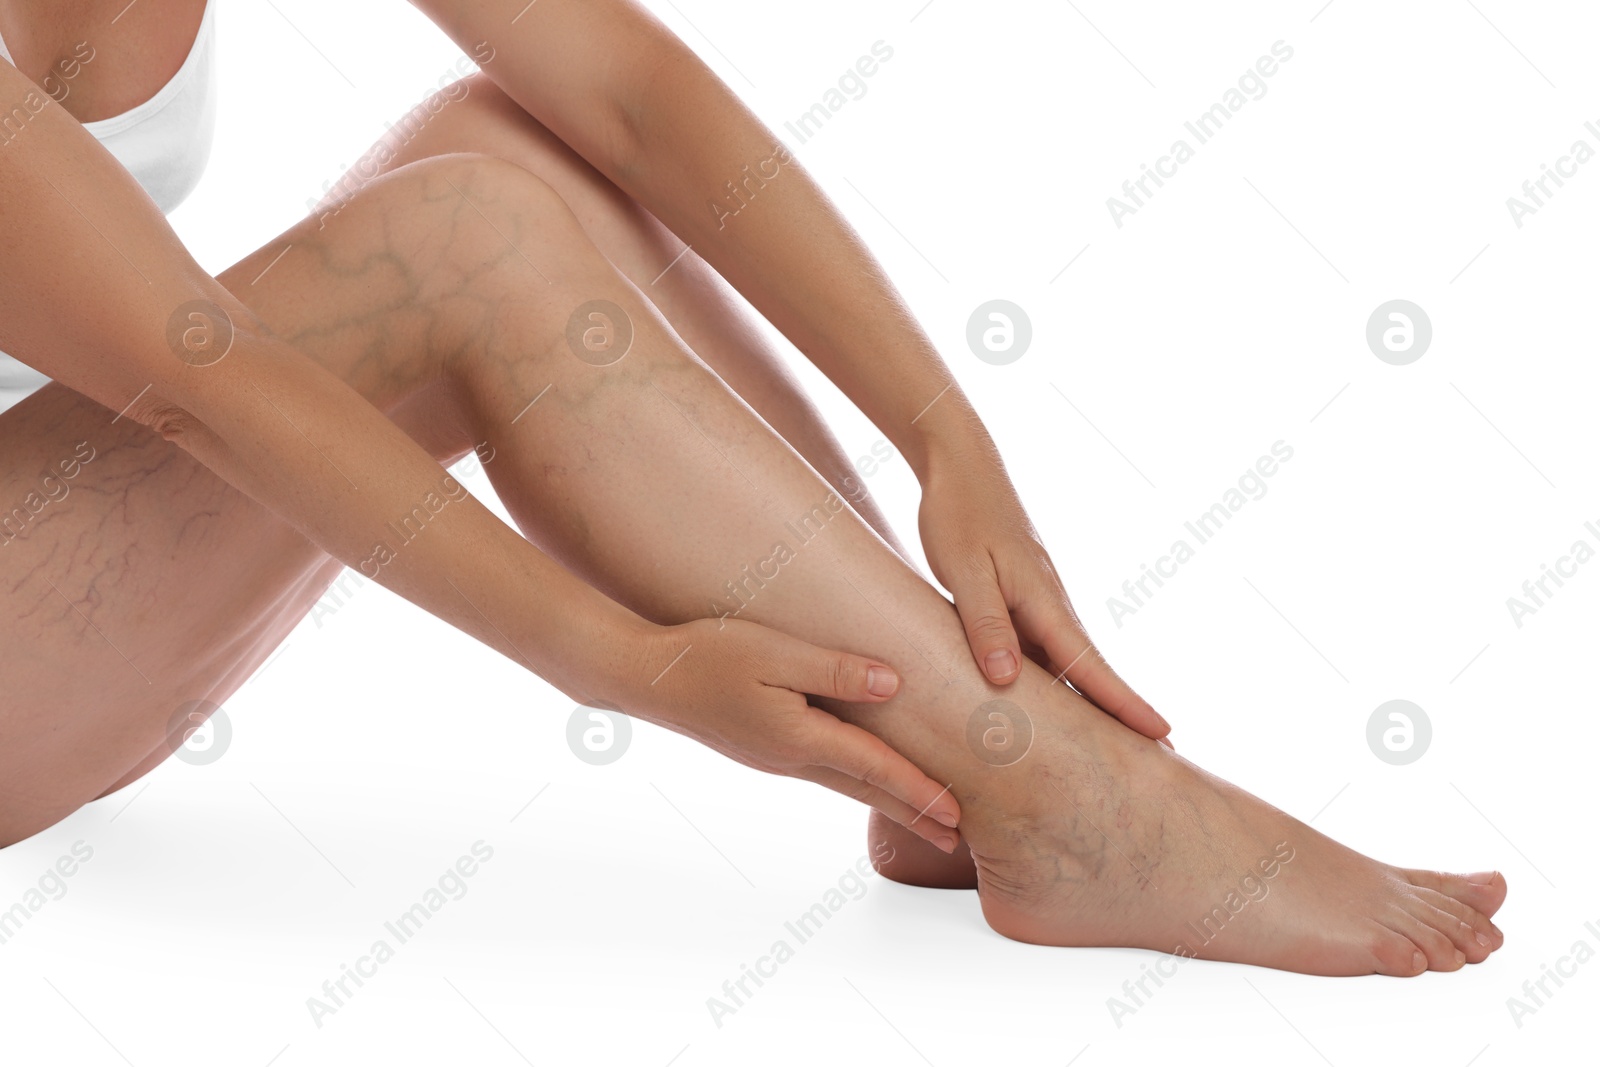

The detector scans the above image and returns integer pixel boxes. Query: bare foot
[872,693,1506,976]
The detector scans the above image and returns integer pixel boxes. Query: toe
[1367,921,1429,977]
[1404,892,1493,964]
[1414,886,1502,954]
[1381,909,1465,972]
[1402,868,1508,918]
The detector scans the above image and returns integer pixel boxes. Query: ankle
[954,712,1155,863]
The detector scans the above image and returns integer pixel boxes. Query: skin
[0,0,1168,846]
[0,0,963,850]
[0,1,1510,974]
[409,0,1171,730]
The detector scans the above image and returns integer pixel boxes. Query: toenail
[1475,932,1492,948]
[1454,950,1466,966]
[1412,951,1427,972]
[1465,871,1499,885]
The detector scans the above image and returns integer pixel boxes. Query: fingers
[738,625,960,849]
[760,628,902,702]
[1014,591,1171,740]
[942,550,1023,684]
[795,707,961,836]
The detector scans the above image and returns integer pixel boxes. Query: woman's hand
[609,617,963,853]
[917,443,1171,744]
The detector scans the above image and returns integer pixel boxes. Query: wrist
[909,414,1000,487]
[890,376,998,486]
[548,595,661,711]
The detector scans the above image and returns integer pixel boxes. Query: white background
[3,0,1597,1064]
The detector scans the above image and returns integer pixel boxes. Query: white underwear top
[0,0,218,393]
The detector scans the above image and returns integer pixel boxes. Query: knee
[400,151,566,206]
[316,153,660,404]
[385,153,631,314]
[316,151,596,276]
[397,152,582,241]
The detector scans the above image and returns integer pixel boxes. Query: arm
[415,0,1168,736]
[0,59,632,705]
[0,60,962,842]
[413,0,963,474]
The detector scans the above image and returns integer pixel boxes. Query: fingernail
[1153,710,1172,733]
[933,834,957,854]
[984,649,1017,680]
[930,809,959,829]
[866,666,898,697]
[1465,871,1499,886]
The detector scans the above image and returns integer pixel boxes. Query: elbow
[607,34,687,184]
[142,401,201,446]
[136,395,232,469]
[127,308,262,448]
[116,292,250,445]
[604,93,650,187]
[123,389,211,450]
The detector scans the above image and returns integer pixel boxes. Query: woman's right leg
[0,151,1506,975]
[330,72,982,888]
[420,161,1509,976]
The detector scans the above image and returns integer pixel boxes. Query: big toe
[1403,868,1508,919]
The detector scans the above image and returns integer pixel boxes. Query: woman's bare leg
[0,143,927,843]
[340,72,979,887]
[0,144,1506,974]
[0,73,952,871]
[306,156,1508,976]
[0,164,488,839]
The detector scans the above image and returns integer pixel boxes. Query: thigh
[0,158,488,846]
